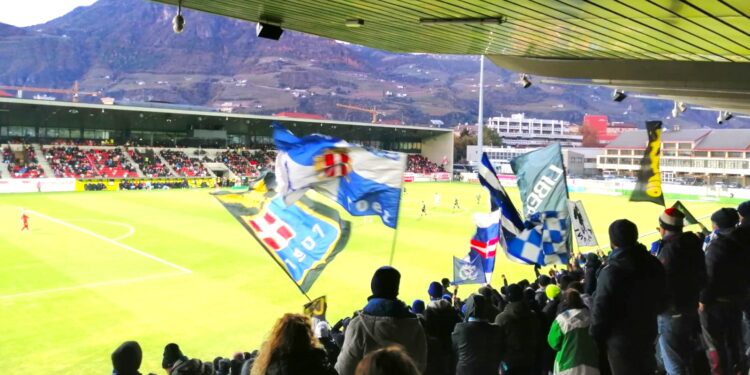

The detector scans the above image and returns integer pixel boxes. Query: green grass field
[0,183,733,373]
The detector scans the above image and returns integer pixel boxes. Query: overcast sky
[0,0,97,27]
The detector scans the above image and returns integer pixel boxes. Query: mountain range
[0,0,747,128]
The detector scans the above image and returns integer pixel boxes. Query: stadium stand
[406,154,444,174]
[160,149,211,177]
[87,148,138,178]
[44,146,97,178]
[216,149,275,177]
[3,144,46,178]
[129,148,170,178]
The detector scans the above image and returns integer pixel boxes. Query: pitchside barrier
[0,178,76,193]
[74,177,216,192]
[403,172,451,182]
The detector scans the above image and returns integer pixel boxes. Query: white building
[466,145,604,177]
[486,113,582,148]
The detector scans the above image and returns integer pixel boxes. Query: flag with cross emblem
[213,185,351,294]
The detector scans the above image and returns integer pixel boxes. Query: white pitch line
[26,209,192,274]
[0,272,185,300]
[65,219,136,241]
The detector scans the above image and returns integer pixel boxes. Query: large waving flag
[273,124,406,228]
[511,143,569,217]
[214,188,351,294]
[630,121,665,207]
[507,211,570,266]
[468,211,501,283]
[476,153,527,263]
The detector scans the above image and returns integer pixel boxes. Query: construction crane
[0,81,100,103]
[336,103,380,123]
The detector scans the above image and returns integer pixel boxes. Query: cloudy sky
[0,0,97,27]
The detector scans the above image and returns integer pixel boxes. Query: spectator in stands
[654,208,706,375]
[535,275,552,307]
[590,219,666,375]
[548,290,599,375]
[495,283,543,375]
[701,208,749,375]
[355,346,420,375]
[250,313,336,375]
[423,281,461,375]
[112,341,146,375]
[336,266,427,375]
[583,253,602,296]
[735,201,750,372]
[452,294,503,375]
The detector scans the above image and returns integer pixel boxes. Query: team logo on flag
[314,149,351,178]
[248,212,296,252]
[459,262,480,281]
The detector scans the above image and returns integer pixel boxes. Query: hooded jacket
[452,295,503,375]
[590,243,666,348]
[701,228,750,304]
[335,298,427,375]
[657,231,706,313]
[495,301,543,369]
[548,308,599,375]
[424,299,461,375]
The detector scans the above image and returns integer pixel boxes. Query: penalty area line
[0,272,185,300]
[25,209,192,274]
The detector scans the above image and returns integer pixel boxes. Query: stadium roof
[606,128,750,150]
[0,98,449,142]
[152,0,750,115]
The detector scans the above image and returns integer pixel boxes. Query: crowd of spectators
[44,146,97,178]
[407,155,445,174]
[129,148,170,178]
[109,203,750,375]
[3,144,46,178]
[160,150,211,177]
[87,148,138,178]
[118,179,204,190]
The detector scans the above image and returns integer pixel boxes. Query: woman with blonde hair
[251,313,336,375]
[355,346,420,375]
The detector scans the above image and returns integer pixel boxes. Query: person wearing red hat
[654,207,706,375]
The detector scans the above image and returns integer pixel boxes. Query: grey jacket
[335,310,427,375]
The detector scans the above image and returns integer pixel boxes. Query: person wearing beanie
[700,207,750,375]
[411,299,425,315]
[336,267,427,375]
[452,294,503,375]
[583,253,602,296]
[112,341,143,375]
[653,207,706,375]
[591,219,666,375]
[545,284,561,301]
[423,281,461,375]
[495,283,542,374]
[162,343,187,373]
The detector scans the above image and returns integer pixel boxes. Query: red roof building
[0,89,13,98]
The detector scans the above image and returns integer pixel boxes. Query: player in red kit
[21,210,30,231]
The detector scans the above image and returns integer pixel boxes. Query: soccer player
[433,193,440,207]
[476,193,481,205]
[420,201,427,217]
[453,197,460,210]
[21,210,30,231]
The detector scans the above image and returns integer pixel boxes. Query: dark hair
[563,289,585,310]
[355,346,420,375]
[441,278,451,288]
[567,281,584,293]
[251,314,319,375]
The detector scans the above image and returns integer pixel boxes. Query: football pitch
[0,183,734,373]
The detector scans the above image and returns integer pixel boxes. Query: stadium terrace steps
[31,144,54,177]
[156,152,179,177]
[0,145,10,179]
[121,147,145,178]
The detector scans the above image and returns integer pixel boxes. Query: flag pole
[388,228,400,266]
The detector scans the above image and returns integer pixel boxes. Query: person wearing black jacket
[583,253,602,296]
[495,284,543,375]
[424,281,461,375]
[700,208,750,375]
[590,219,667,375]
[655,208,707,375]
[736,201,750,373]
[451,294,503,375]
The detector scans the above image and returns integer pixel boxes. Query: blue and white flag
[476,153,528,264]
[452,256,486,285]
[468,210,501,283]
[507,211,570,266]
[273,124,406,228]
[214,190,351,293]
[511,143,568,218]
